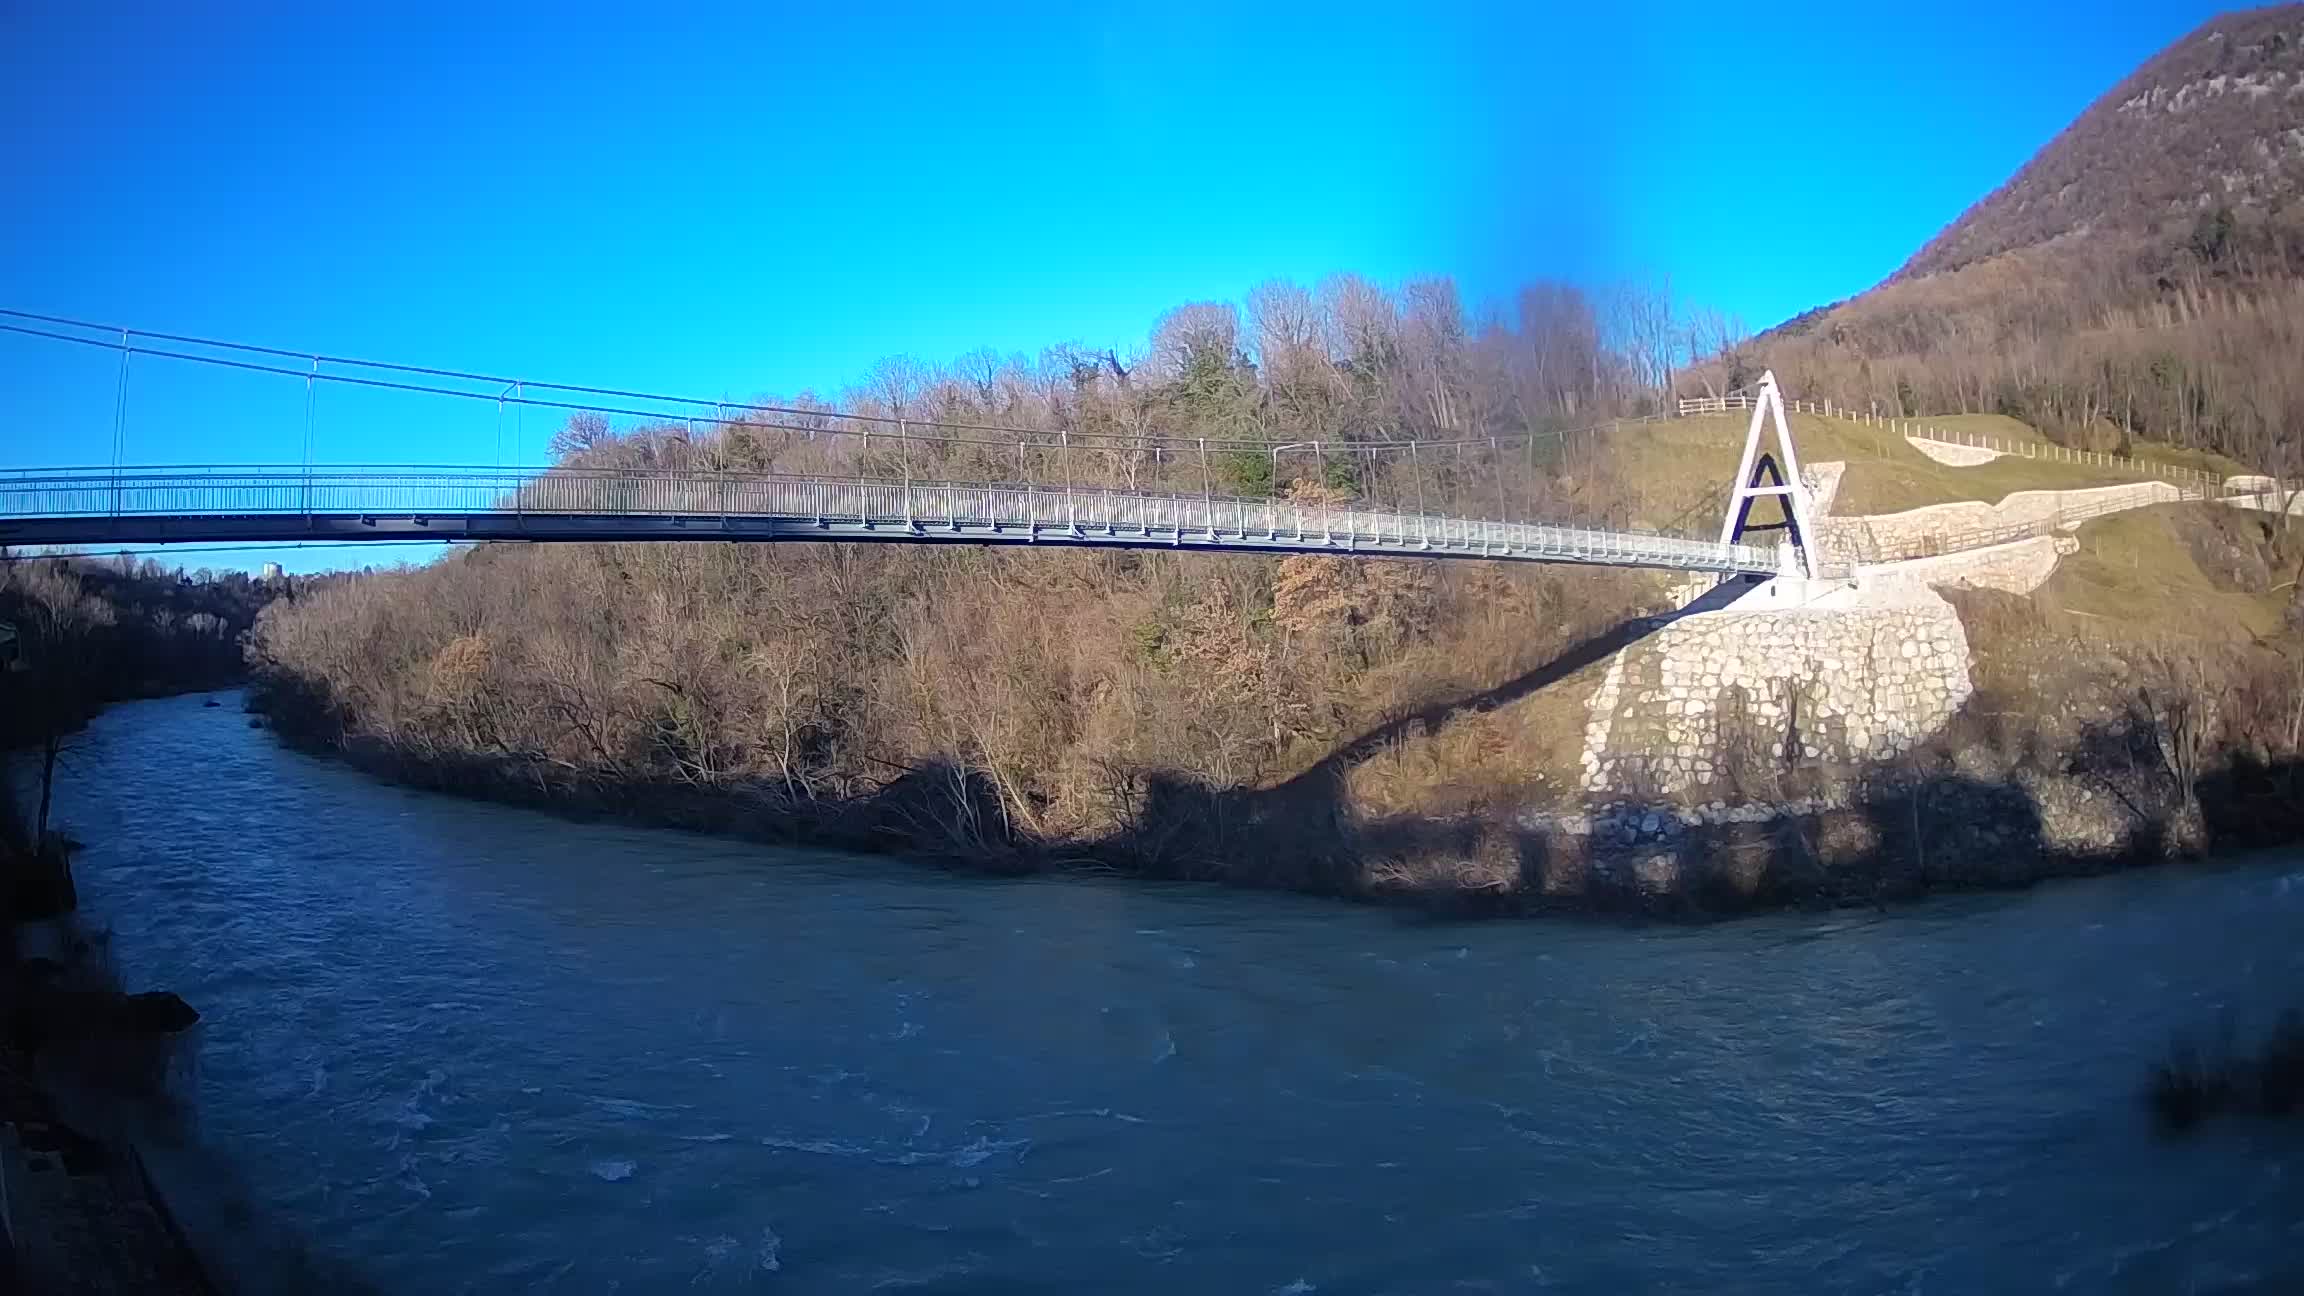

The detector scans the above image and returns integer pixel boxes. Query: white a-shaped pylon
[1716,370,1819,578]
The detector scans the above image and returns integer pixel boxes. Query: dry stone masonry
[1820,481,2179,566]
[1579,597,1972,796]
[1860,534,2076,598]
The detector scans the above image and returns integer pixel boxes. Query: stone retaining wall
[1820,480,2178,564]
[1579,595,1972,796]
[1804,461,1845,516]
[1859,535,2076,598]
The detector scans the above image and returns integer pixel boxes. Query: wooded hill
[1717,5,2304,479]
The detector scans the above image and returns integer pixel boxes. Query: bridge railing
[0,465,1779,573]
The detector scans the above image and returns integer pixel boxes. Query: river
[47,691,2304,1293]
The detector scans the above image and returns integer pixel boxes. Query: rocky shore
[0,847,212,1292]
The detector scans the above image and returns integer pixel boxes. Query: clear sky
[0,0,2240,568]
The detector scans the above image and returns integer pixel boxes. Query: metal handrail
[0,465,1778,574]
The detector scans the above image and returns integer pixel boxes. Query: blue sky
[0,0,2238,568]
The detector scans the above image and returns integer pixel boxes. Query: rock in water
[10,988,200,1054]
[124,992,201,1034]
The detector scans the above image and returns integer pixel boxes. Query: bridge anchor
[1716,370,1820,578]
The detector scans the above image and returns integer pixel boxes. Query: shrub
[2145,1012,2304,1135]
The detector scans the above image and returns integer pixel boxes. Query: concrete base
[1704,574,1873,611]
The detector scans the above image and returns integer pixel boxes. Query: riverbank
[0,1033,211,1292]
[2,744,382,1295]
[0,901,214,1292]
[249,676,2303,920]
[2,718,223,1289]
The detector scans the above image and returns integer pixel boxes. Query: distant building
[261,561,285,582]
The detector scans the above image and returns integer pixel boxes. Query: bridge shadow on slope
[1088,576,1767,902]
[1085,573,2294,917]
[1306,575,1764,784]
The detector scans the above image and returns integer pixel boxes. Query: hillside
[1612,410,2152,526]
[1734,6,2304,482]
[1900,5,2304,280]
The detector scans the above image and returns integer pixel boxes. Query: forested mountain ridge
[1901,5,2304,280]
[1732,6,2304,479]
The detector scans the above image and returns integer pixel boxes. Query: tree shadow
[2193,751,2304,850]
[1285,574,1762,795]
[1086,577,1767,903]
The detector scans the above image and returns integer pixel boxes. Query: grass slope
[1607,411,2151,528]
[2031,505,2295,642]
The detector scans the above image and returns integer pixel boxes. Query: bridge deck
[0,467,1779,575]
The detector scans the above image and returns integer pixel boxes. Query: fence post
[1061,429,1075,531]
[1492,436,1506,529]
[1198,437,1212,538]
[1413,442,1428,546]
[899,418,914,528]
[1315,440,1330,540]
[1525,430,1536,523]
[700,418,722,522]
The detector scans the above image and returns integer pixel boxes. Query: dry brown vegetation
[1605,409,2160,522]
[1734,254,2304,478]
[250,534,1665,869]
[250,274,1695,890]
[247,491,2304,908]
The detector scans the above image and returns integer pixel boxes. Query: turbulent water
[49,692,2304,1293]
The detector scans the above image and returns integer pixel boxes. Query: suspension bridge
[0,312,1805,576]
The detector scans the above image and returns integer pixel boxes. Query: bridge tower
[1716,370,1820,578]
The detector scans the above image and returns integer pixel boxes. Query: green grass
[1825,437,2148,516]
[1605,412,2151,527]
[2126,441,2254,482]
[2033,505,2291,641]
[1900,411,2255,481]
